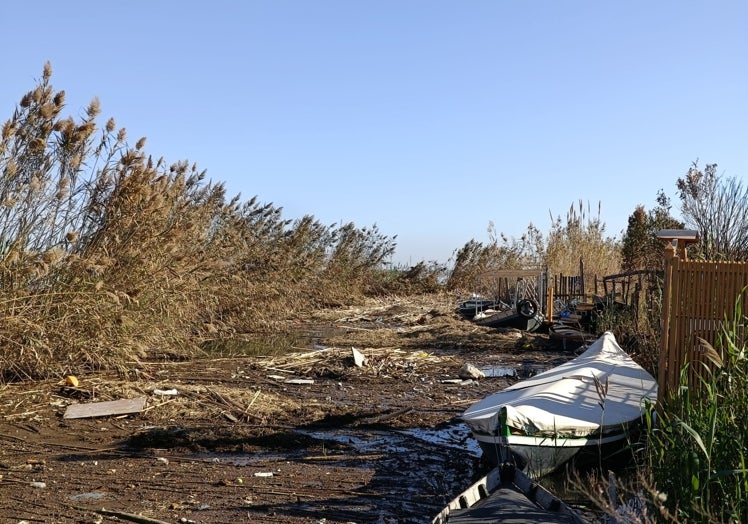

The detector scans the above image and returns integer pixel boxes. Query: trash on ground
[458,363,485,380]
[284,378,314,385]
[63,397,147,419]
[351,347,366,367]
[152,388,179,396]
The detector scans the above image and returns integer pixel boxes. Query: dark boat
[457,298,508,319]
[548,323,597,350]
[471,298,544,332]
[431,463,584,524]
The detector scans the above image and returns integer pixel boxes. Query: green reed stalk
[646,293,748,522]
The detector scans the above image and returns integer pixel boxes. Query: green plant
[645,294,748,522]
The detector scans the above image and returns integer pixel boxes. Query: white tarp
[462,331,657,437]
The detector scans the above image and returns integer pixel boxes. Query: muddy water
[184,420,485,522]
[200,326,343,356]
[187,420,481,466]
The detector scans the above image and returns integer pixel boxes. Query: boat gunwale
[430,463,585,524]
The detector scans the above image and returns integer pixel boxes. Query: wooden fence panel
[659,245,748,402]
[553,274,585,304]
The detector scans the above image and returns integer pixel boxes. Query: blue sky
[2,2,747,265]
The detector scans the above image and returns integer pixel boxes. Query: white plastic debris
[153,388,179,396]
[351,347,366,367]
[458,363,485,380]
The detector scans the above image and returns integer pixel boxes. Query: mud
[0,295,584,523]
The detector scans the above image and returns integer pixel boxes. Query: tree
[677,162,748,261]
[621,191,683,271]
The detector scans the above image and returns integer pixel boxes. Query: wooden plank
[63,397,147,419]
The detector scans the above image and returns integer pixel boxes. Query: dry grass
[448,200,621,294]
[257,345,461,379]
[0,65,397,381]
[0,66,634,384]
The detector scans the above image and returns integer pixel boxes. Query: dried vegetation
[0,64,402,381]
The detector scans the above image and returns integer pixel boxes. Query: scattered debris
[63,397,147,419]
[69,491,107,502]
[284,378,315,385]
[458,363,485,380]
[258,345,461,380]
[152,388,178,396]
[0,294,577,523]
[441,379,474,386]
[351,346,366,367]
[355,407,413,426]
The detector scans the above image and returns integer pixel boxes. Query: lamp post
[657,229,700,260]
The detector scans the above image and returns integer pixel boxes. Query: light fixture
[657,229,700,259]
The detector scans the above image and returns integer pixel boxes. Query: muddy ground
[0,295,589,524]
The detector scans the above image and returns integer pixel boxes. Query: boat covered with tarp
[461,331,657,477]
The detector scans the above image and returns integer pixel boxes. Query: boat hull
[548,322,597,349]
[461,332,657,478]
[458,299,506,319]
[431,463,584,524]
[473,309,544,332]
[473,428,638,478]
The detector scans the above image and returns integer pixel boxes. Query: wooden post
[658,243,677,404]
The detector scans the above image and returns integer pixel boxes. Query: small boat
[548,322,597,350]
[457,298,508,319]
[472,299,544,332]
[461,332,657,478]
[431,463,584,524]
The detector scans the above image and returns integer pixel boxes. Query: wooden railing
[553,273,585,304]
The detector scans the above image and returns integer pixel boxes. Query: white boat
[461,331,657,478]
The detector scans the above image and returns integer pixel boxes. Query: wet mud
[0,295,584,523]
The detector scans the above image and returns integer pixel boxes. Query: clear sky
[2,1,747,265]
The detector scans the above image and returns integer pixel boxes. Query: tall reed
[0,65,398,380]
[447,200,621,296]
[645,294,748,522]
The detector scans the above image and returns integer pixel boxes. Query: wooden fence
[659,243,748,402]
[553,274,585,304]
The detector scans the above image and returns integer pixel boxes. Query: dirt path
[0,295,581,523]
